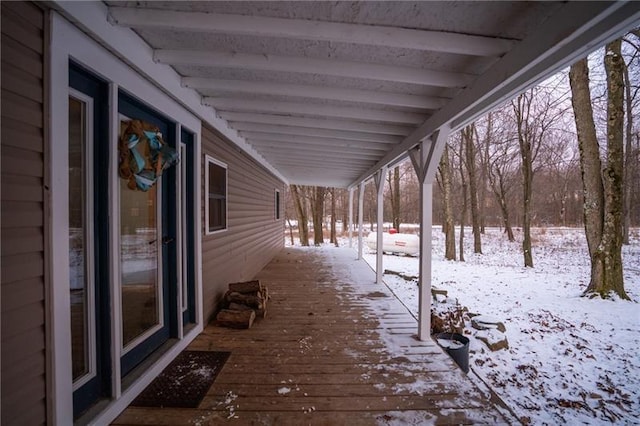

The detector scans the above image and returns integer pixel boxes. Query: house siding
[201,124,285,321]
[0,1,47,425]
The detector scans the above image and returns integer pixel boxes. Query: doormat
[131,351,230,408]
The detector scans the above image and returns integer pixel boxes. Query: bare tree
[457,136,467,262]
[512,87,565,267]
[569,39,629,299]
[387,166,401,230]
[622,35,639,244]
[487,117,518,241]
[291,185,309,246]
[309,186,326,246]
[438,143,456,260]
[462,124,482,254]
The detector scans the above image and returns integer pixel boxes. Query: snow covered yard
[362,227,640,425]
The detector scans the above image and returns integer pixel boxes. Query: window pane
[207,160,227,232]
[69,97,89,381]
[120,181,161,346]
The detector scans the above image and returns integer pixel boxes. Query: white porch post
[348,188,354,248]
[409,127,450,341]
[374,167,387,284]
[357,181,365,259]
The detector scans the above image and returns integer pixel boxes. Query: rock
[476,329,509,351]
[431,287,448,298]
[471,315,506,333]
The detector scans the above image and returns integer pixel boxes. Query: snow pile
[363,227,640,425]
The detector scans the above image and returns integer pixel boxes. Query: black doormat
[131,351,230,408]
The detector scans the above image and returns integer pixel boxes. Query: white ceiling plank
[251,139,385,154]
[350,1,639,188]
[242,132,393,148]
[207,98,425,124]
[184,78,446,109]
[109,7,514,56]
[221,113,414,136]
[254,145,383,159]
[272,159,373,171]
[262,150,381,163]
[231,123,400,143]
[249,137,391,152]
[155,50,473,88]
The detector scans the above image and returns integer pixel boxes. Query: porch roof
[114,247,516,424]
[57,1,639,188]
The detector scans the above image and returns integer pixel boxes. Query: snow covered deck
[114,247,515,424]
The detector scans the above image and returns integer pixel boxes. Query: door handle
[162,236,174,245]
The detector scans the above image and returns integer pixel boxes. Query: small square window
[275,189,281,220]
[205,156,227,234]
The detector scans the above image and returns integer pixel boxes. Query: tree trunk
[479,114,493,234]
[463,124,482,254]
[489,164,515,242]
[291,185,309,246]
[285,216,295,245]
[569,41,629,300]
[439,144,456,260]
[391,166,401,230]
[341,189,348,236]
[623,58,633,245]
[514,93,534,267]
[459,138,467,262]
[311,186,326,246]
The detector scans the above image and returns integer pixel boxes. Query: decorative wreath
[118,120,179,191]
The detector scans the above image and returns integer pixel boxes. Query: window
[275,189,281,220]
[206,156,227,233]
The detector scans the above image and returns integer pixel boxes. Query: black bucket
[435,332,470,374]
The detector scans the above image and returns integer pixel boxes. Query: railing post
[409,127,450,341]
[357,181,365,260]
[374,167,387,284]
[348,188,354,248]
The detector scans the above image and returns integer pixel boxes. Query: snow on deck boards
[113,247,515,425]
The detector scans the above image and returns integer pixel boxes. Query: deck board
[113,247,515,425]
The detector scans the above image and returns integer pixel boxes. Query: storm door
[118,93,177,377]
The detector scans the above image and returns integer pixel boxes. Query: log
[224,291,264,309]
[228,280,262,294]
[228,302,253,311]
[216,309,255,329]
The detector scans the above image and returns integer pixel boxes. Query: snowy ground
[356,227,640,425]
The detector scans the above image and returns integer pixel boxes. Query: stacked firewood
[215,280,269,329]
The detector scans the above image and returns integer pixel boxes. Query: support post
[374,167,387,284]
[408,127,450,341]
[357,181,365,260]
[348,188,354,248]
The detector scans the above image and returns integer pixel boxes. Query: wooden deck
[114,247,515,425]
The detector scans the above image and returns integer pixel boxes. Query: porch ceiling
[103,1,639,188]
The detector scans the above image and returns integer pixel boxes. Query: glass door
[118,94,176,377]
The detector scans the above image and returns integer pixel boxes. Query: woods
[286,35,639,299]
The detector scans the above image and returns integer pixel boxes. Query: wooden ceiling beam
[184,78,446,109]
[155,49,472,88]
[207,98,425,124]
[241,132,393,148]
[109,7,514,56]
[221,113,414,136]
[232,123,400,144]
